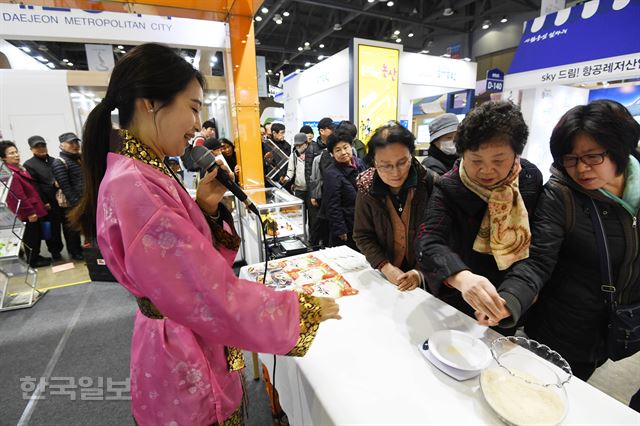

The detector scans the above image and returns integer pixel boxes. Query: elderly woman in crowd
[416,101,543,330]
[493,100,640,382]
[354,124,436,292]
[322,130,365,249]
[422,113,460,175]
[0,140,51,267]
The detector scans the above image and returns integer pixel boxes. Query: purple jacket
[6,163,48,221]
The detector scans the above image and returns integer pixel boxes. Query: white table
[241,247,640,425]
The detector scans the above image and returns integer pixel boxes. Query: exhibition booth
[280,38,477,145]
[503,0,640,181]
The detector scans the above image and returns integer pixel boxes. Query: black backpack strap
[580,194,616,307]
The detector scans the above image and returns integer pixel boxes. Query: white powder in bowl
[481,367,566,426]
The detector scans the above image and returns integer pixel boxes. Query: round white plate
[429,330,492,372]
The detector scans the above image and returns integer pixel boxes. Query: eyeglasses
[562,151,608,168]
[375,157,411,173]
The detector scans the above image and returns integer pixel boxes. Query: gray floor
[0,282,272,426]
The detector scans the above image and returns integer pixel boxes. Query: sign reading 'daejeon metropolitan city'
[0,3,226,49]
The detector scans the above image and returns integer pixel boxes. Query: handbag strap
[585,196,617,307]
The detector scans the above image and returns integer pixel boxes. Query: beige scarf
[459,157,531,270]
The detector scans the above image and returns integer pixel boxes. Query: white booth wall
[0,70,76,161]
[283,48,350,142]
[516,85,589,183]
[283,48,477,142]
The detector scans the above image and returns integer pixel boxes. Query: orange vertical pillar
[226,6,264,189]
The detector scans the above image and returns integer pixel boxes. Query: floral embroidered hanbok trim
[287,293,322,357]
[119,130,171,177]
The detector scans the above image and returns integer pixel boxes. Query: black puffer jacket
[416,159,543,317]
[323,159,365,238]
[304,136,329,189]
[23,155,57,205]
[421,144,458,176]
[498,165,640,362]
[51,151,83,207]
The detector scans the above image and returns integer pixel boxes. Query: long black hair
[69,43,204,239]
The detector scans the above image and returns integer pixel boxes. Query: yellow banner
[357,45,399,143]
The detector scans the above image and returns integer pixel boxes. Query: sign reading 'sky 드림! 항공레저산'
[0,3,227,49]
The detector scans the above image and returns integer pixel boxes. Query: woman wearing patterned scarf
[416,101,543,332]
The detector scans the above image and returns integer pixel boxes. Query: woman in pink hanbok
[69,43,340,426]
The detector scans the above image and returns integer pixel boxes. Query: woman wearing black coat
[494,100,640,382]
[416,101,543,325]
[323,131,365,249]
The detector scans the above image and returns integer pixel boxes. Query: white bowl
[428,330,492,372]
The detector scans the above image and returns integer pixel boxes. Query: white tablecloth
[240,247,640,425]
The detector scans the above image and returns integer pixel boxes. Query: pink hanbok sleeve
[100,171,320,356]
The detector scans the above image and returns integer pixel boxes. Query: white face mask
[439,139,457,155]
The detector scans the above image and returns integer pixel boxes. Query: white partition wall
[282,48,350,141]
[0,70,76,161]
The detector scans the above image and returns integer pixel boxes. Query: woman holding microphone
[70,43,339,426]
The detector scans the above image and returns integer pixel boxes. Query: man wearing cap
[24,136,64,261]
[281,133,310,204]
[51,132,84,260]
[305,117,334,245]
[421,113,460,175]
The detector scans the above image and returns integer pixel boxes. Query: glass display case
[239,188,306,264]
[0,162,46,312]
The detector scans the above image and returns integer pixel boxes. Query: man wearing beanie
[421,113,460,175]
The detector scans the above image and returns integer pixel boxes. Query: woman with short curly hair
[416,101,543,331]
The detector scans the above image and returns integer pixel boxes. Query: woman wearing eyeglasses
[415,101,543,329]
[322,131,365,249]
[493,100,640,381]
[353,124,436,292]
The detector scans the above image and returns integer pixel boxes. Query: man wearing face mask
[422,113,460,175]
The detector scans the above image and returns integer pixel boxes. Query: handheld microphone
[190,145,260,216]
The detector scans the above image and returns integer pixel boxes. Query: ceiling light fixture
[333,23,342,31]
[261,7,268,14]
[463,57,471,61]
[283,11,290,17]
[273,14,283,24]
[387,1,394,6]
[420,50,430,54]
[304,42,310,46]
[482,19,491,30]
[62,58,69,63]
[67,62,74,66]
[393,30,400,35]
[395,38,402,43]
[255,16,263,22]
[297,46,303,51]
[368,0,375,2]
[319,43,325,48]
[35,56,47,62]
[318,55,325,60]
[46,62,55,69]
[443,7,454,16]
[408,32,414,38]
[20,46,31,53]
[500,15,508,23]
[38,45,48,51]
[117,45,124,49]
[296,68,302,73]
[305,62,311,67]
